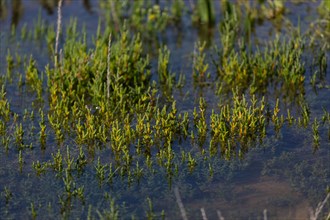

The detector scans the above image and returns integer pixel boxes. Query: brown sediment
[184,176,310,219]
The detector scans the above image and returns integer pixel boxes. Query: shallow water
[0,1,329,219]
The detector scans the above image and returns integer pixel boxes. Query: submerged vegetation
[0,0,330,219]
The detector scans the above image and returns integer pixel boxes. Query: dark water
[0,1,330,219]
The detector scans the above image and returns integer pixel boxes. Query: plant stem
[55,0,63,69]
[174,187,188,220]
[107,33,112,99]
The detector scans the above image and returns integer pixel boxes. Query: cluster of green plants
[1,0,330,219]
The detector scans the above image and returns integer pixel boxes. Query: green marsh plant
[210,94,266,159]
[30,202,37,220]
[25,56,42,99]
[192,0,215,27]
[4,187,13,204]
[158,45,175,97]
[312,118,320,151]
[193,41,209,85]
[0,85,10,123]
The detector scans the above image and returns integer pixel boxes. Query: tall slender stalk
[107,33,112,99]
[174,187,188,220]
[216,210,224,220]
[55,0,63,69]
[201,207,208,220]
[310,192,330,220]
[263,209,267,220]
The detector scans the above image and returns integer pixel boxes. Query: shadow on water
[0,0,24,28]
[0,0,93,27]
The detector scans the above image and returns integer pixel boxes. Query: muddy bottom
[172,176,310,220]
